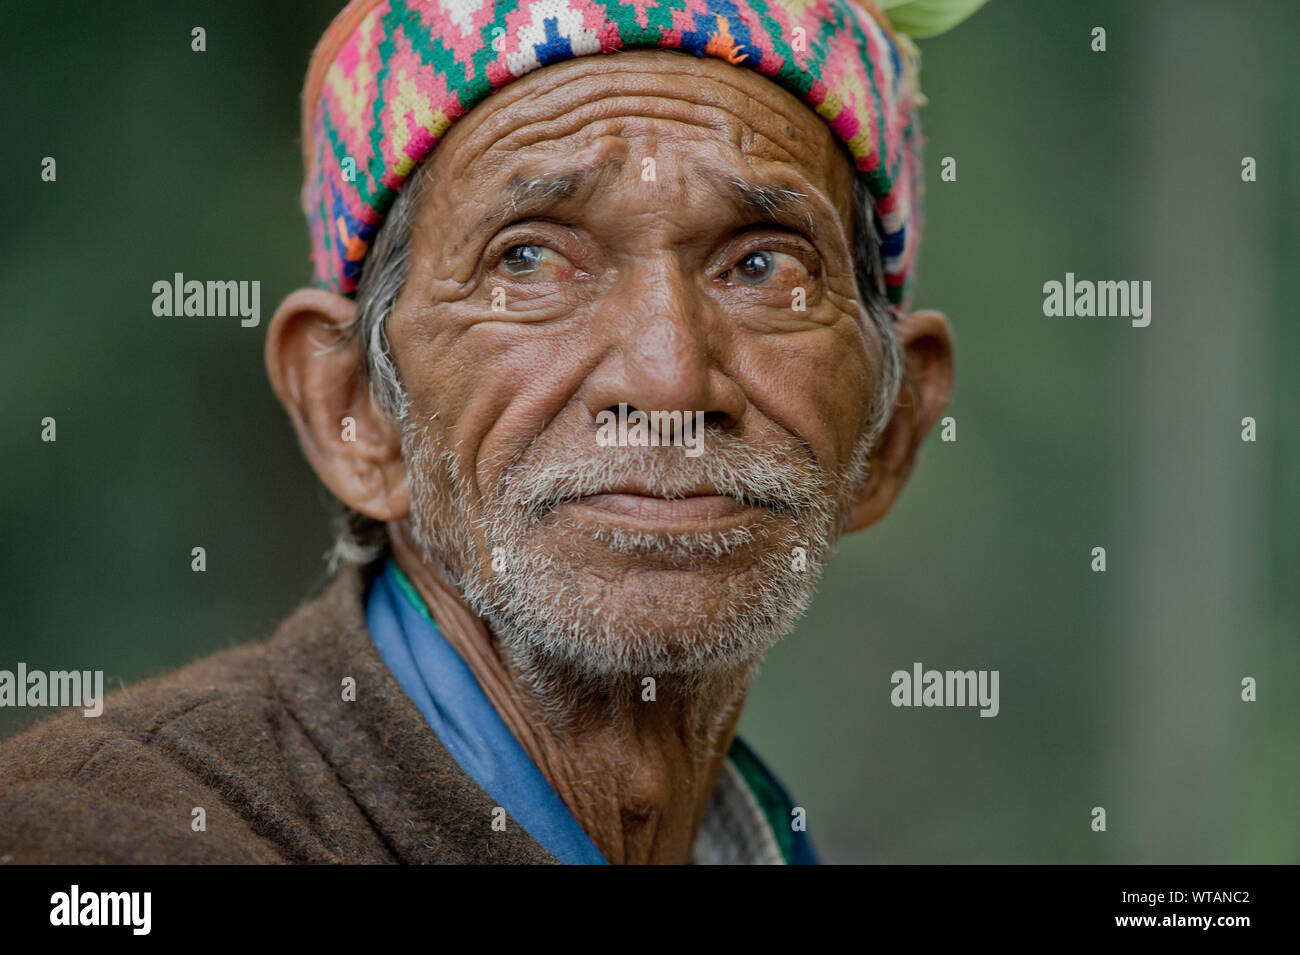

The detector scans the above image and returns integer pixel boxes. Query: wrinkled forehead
[302,0,923,306]
[423,50,856,220]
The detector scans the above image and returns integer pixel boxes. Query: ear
[264,287,410,522]
[842,309,955,534]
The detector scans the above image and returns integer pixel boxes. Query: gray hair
[324,162,904,571]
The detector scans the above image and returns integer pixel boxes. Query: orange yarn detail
[337,216,369,262]
[705,15,748,64]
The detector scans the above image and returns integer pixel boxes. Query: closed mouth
[556,490,769,531]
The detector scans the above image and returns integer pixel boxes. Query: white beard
[402,416,872,722]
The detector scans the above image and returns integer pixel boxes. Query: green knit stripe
[727,739,796,864]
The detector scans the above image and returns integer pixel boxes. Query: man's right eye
[501,244,544,275]
[493,243,581,283]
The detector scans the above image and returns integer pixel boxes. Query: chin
[475,535,818,682]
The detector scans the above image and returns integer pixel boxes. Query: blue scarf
[365,558,818,864]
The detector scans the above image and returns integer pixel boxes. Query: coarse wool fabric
[301,0,925,309]
[0,566,558,864]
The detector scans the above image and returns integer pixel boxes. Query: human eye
[719,248,811,288]
[493,243,576,282]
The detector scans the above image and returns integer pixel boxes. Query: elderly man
[0,0,974,864]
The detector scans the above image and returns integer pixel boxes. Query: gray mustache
[497,441,831,519]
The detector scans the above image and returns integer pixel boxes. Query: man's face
[384,50,886,687]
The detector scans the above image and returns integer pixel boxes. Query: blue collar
[365,558,818,865]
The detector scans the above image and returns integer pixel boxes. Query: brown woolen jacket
[0,566,558,864]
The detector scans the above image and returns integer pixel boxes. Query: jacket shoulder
[0,639,284,863]
[0,566,555,865]
[0,573,385,864]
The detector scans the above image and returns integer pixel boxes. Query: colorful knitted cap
[302,0,986,310]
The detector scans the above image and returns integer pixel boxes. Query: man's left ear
[843,309,955,534]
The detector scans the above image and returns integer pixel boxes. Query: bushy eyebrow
[478,170,593,231]
[719,176,817,236]
[476,163,822,238]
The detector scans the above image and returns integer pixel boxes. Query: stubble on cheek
[401,410,864,687]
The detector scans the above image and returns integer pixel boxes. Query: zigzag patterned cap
[301,0,982,310]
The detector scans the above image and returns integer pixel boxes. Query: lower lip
[560,493,766,531]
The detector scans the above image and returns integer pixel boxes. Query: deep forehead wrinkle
[455,56,829,171]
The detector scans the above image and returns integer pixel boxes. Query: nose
[581,256,747,432]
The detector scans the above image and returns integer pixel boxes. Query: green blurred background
[2,0,1296,862]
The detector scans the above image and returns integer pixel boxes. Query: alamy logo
[151,272,261,327]
[595,403,706,458]
[1042,272,1151,327]
[0,664,103,717]
[50,885,151,935]
[890,662,1000,717]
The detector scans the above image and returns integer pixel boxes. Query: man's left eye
[724,250,808,287]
